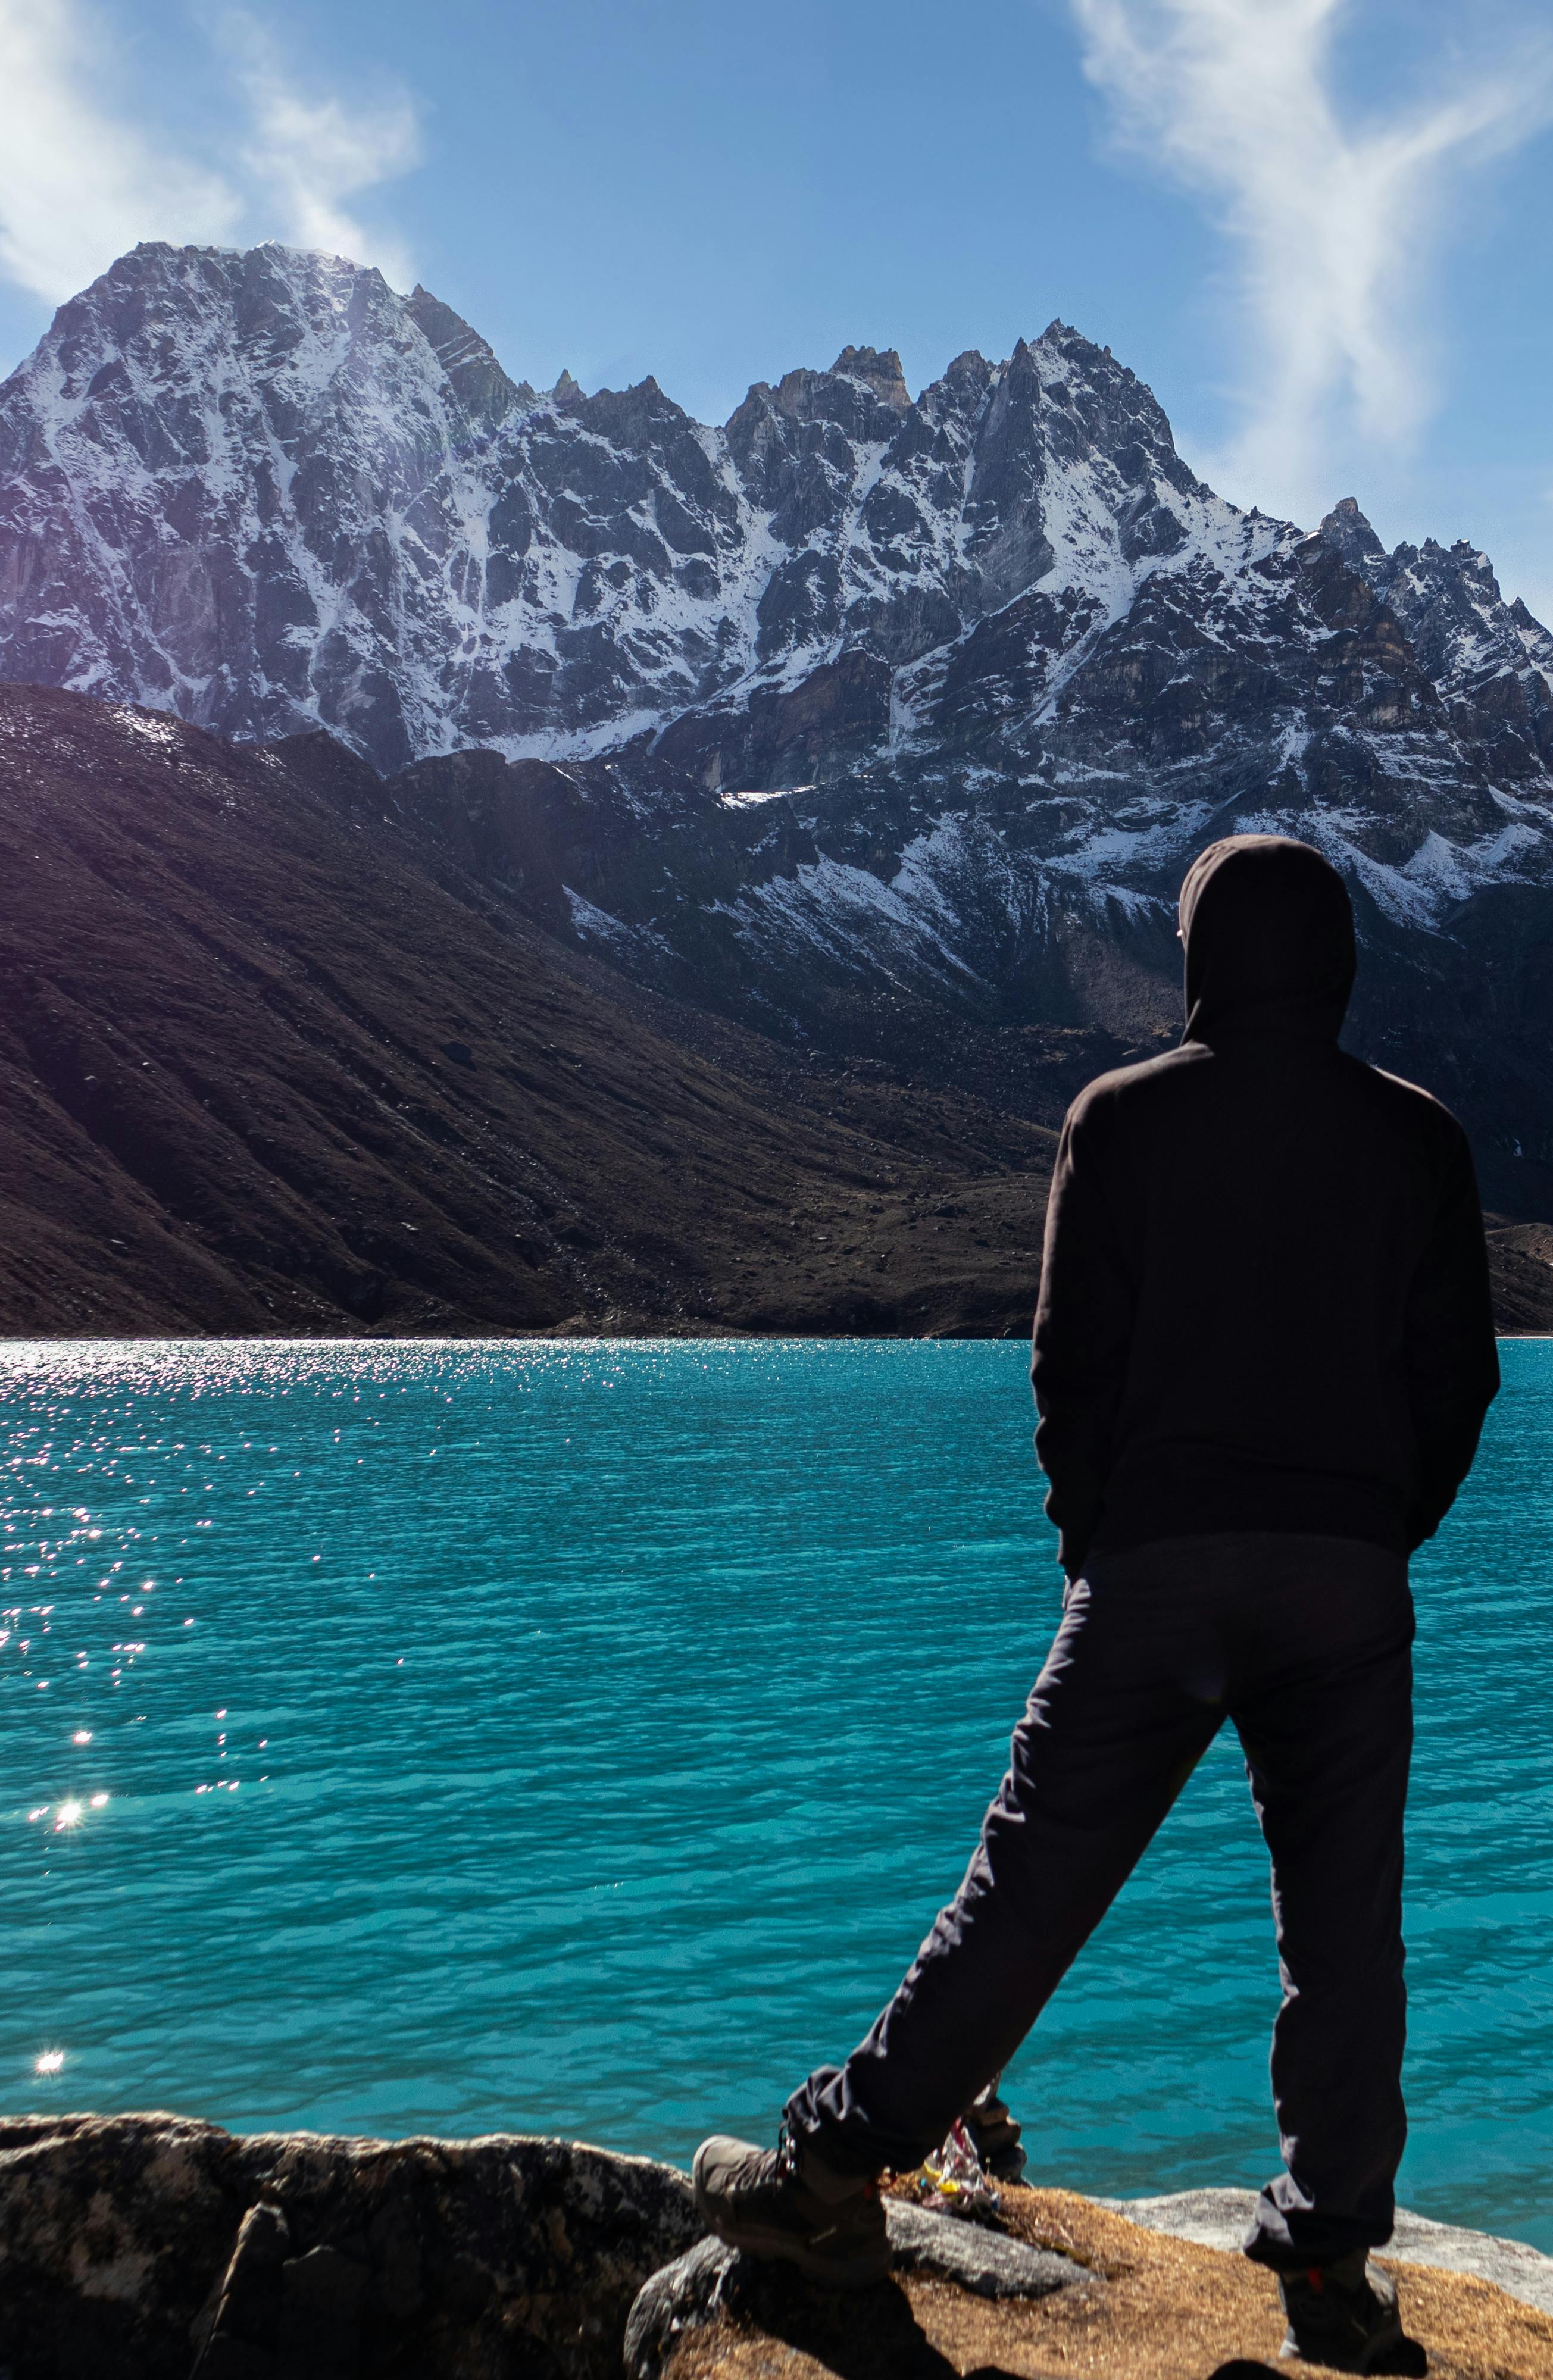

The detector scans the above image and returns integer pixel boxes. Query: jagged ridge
[0,240,1329,774]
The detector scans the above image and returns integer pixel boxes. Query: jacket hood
[1179,834,1355,1044]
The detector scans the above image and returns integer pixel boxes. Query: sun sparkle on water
[1,1337,1549,2254]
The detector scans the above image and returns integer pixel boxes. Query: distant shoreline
[3,1328,1552,1348]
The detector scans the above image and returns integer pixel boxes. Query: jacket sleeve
[1404,1125,1499,1550]
[1030,1099,1138,1576]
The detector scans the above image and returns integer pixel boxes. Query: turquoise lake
[2,1337,1549,2250]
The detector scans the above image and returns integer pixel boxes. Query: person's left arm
[1030,1096,1138,1576]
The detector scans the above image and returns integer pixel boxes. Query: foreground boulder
[0,2113,700,2378]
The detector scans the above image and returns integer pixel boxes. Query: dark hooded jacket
[1030,834,1499,1574]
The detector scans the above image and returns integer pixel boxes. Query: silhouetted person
[695,836,1500,2372]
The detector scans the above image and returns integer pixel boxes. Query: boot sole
[693,2179,892,2291]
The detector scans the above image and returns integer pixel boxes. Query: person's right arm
[1030,1096,1138,1577]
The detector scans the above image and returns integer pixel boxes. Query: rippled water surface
[2,1337,1549,2249]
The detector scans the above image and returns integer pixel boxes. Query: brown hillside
[0,686,1058,1338]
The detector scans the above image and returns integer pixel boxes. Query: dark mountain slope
[296,693,1553,1227]
[0,686,1068,1338]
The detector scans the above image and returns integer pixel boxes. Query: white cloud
[0,0,238,302]
[0,0,421,318]
[1071,0,1553,525]
[228,15,423,292]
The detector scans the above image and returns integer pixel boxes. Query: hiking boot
[965,2079,1027,2184]
[1278,2251,1408,2372]
[692,2125,890,2289]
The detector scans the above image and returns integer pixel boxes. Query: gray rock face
[882,2196,1091,2297]
[0,2111,701,2378]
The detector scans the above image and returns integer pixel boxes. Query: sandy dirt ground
[658,2185,1553,2379]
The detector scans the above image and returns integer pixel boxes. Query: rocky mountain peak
[939,348,993,396]
[1512,597,1553,673]
[1,239,1550,846]
[760,352,908,440]
[576,373,692,444]
[1023,320,1202,506]
[406,285,531,424]
[829,344,910,411]
[1317,496,1388,572]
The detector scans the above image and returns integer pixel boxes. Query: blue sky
[2,0,1552,617]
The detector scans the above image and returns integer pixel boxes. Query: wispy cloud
[0,0,238,302]
[227,14,423,291]
[0,0,421,315]
[1071,0,1553,524]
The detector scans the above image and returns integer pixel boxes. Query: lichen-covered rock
[624,2236,740,2379]
[0,2112,701,2379]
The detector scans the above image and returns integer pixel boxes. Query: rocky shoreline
[1,2113,1549,2379]
[1103,2191,1553,2319]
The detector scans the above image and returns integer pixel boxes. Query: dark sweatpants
[786,1532,1414,2270]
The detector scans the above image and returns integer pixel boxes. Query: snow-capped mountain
[3,243,1549,868]
[5,240,1553,1208]
[0,240,1263,774]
